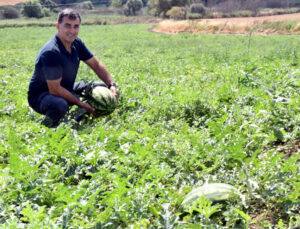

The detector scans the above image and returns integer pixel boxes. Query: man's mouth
[67,34,76,39]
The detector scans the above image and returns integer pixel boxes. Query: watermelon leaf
[189,196,221,221]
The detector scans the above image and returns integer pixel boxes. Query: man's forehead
[61,17,80,24]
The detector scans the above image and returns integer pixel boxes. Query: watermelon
[87,86,117,115]
[182,183,239,206]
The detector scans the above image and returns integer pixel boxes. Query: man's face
[56,16,80,45]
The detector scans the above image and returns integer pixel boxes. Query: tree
[22,0,45,18]
[166,6,186,19]
[75,1,94,9]
[111,0,123,8]
[123,0,143,15]
[148,0,188,17]
[3,7,20,19]
[40,0,59,11]
[148,0,171,16]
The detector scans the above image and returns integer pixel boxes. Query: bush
[230,10,254,17]
[123,0,143,16]
[22,0,45,18]
[75,1,94,10]
[148,0,172,17]
[206,11,228,18]
[217,0,241,13]
[40,0,58,11]
[166,6,186,19]
[266,0,287,8]
[110,0,123,8]
[242,0,265,14]
[43,7,51,16]
[171,0,187,7]
[257,7,300,16]
[190,3,206,14]
[187,12,202,19]
[3,7,20,19]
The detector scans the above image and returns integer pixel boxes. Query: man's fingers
[110,87,119,103]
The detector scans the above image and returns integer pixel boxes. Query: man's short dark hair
[58,8,81,24]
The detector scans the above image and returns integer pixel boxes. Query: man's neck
[57,34,72,53]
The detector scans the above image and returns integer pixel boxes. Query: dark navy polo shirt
[28,34,93,97]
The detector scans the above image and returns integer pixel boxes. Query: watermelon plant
[0,24,299,228]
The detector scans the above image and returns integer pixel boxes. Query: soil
[153,13,300,35]
[0,0,27,6]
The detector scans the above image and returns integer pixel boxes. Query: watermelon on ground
[88,86,117,115]
[182,183,240,207]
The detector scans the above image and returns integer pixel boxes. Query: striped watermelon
[88,86,117,115]
[182,183,239,206]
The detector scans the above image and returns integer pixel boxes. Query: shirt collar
[55,34,75,55]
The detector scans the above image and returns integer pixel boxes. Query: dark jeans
[28,81,107,122]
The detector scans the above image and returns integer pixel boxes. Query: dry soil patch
[154,13,300,35]
[0,0,26,6]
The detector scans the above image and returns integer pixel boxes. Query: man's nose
[70,26,76,33]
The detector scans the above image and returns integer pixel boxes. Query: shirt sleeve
[40,51,63,80]
[76,38,93,61]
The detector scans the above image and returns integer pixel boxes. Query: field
[0,24,299,228]
[0,0,26,6]
[155,13,300,35]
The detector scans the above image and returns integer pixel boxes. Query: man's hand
[80,102,100,117]
[110,86,118,103]
[84,56,118,103]
[47,78,100,117]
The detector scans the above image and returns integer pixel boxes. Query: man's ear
[56,23,59,30]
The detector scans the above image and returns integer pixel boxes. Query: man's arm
[84,56,118,101]
[47,78,98,116]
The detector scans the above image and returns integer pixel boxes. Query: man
[28,8,118,127]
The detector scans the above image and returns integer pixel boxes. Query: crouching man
[28,8,118,127]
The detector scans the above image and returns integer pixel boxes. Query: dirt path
[0,0,26,6]
[154,13,300,35]
[196,12,300,23]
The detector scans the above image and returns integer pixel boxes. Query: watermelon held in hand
[182,183,240,207]
[87,86,117,116]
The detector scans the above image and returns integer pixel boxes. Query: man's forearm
[85,56,114,86]
[50,86,84,107]
[94,62,113,85]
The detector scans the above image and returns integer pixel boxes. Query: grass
[259,20,300,33]
[0,24,299,228]
[257,7,300,16]
[0,11,160,28]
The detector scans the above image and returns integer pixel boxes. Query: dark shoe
[74,108,90,123]
[41,116,59,128]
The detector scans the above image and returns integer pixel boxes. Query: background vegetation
[0,0,300,20]
[0,23,299,228]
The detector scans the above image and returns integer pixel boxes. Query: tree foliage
[148,0,188,17]
[110,0,123,8]
[148,0,172,16]
[75,1,94,9]
[123,0,143,15]
[166,6,186,19]
[39,0,58,11]
[190,3,206,14]
[2,6,20,19]
[22,0,45,18]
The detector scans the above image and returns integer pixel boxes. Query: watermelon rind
[182,183,240,207]
[88,86,117,115]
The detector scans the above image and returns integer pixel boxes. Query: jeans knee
[58,100,69,114]
[45,98,69,120]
